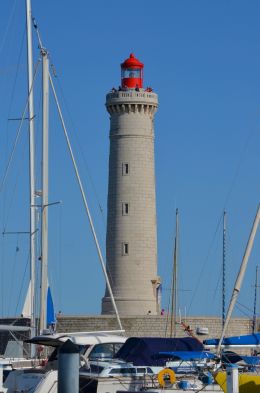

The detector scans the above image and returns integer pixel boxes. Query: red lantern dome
[121,53,144,89]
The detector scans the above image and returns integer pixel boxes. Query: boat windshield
[89,342,123,360]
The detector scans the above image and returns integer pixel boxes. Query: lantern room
[121,53,144,89]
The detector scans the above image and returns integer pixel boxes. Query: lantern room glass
[121,68,142,79]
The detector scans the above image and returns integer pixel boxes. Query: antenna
[170,208,179,337]
[222,210,227,328]
[252,265,259,334]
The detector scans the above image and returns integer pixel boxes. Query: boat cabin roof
[27,331,126,347]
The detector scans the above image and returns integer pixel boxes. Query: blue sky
[0,1,259,320]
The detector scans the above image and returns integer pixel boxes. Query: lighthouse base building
[102,54,160,316]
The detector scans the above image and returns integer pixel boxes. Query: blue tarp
[241,356,260,365]
[156,351,217,360]
[221,351,260,369]
[115,337,204,366]
[204,333,260,346]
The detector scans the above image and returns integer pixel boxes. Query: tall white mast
[39,49,49,333]
[25,0,36,341]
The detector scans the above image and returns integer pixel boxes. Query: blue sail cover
[47,287,56,326]
[204,333,260,346]
[115,337,203,366]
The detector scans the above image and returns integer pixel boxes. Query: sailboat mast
[170,208,179,337]
[252,265,258,334]
[39,49,49,333]
[222,211,226,328]
[25,0,36,342]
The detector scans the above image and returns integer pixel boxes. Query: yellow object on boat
[157,368,176,387]
[214,371,260,393]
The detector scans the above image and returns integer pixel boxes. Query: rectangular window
[122,243,129,255]
[122,202,129,215]
[122,163,129,175]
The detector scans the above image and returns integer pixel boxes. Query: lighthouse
[102,54,160,315]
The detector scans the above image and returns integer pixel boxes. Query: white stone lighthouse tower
[102,54,160,315]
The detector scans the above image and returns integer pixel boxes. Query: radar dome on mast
[121,53,144,89]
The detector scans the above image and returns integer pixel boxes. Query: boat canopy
[155,351,217,361]
[204,333,260,346]
[115,337,203,366]
[221,351,260,368]
[27,331,126,347]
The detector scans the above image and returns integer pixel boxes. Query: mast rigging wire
[1,23,26,271]
[187,113,259,316]
[187,212,223,313]
[2,135,28,232]
[5,27,26,124]
[49,68,106,231]
[1,133,30,317]
[14,251,30,317]
[223,128,258,210]
[33,18,106,233]
[0,0,18,55]
[7,235,20,315]
[33,18,123,320]
[0,59,41,194]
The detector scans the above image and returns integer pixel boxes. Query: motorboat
[3,330,126,392]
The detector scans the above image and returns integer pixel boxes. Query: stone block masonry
[102,90,160,315]
[57,315,254,340]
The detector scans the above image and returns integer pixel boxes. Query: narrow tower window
[122,202,129,215]
[122,243,129,255]
[122,162,129,175]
